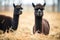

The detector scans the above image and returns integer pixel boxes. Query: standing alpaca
[32,3,50,35]
[0,3,23,33]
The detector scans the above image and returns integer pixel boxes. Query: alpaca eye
[17,8,20,10]
[36,9,38,10]
[40,8,44,10]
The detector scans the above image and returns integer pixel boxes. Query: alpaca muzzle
[19,11,22,15]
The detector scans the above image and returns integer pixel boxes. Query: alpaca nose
[38,10,43,16]
[38,9,41,13]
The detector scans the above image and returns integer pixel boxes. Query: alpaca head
[32,3,46,17]
[13,3,23,15]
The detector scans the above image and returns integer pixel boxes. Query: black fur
[0,15,12,33]
[0,4,23,33]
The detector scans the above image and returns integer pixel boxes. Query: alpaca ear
[20,4,23,10]
[20,3,22,6]
[32,3,35,7]
[13,3,15,7]
[43,3,46,7]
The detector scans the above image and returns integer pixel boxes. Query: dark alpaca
[11,4,23,30]
[0,15,12,33]
[0,4,23,33]
[32,3,50,35]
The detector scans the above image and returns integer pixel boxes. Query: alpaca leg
[33,26,36,34]
[42,19,50,35]
[38,29,42,33]
[42,23,50,35]
[10,28,15,32]
[7,30,9,33]
[6,26,10,33]
[3,27,6,33]
[3,30,6,33]
[38,27,42,33]
[43,26,50,35]
[9,26,15,32]
[2,25,6,33]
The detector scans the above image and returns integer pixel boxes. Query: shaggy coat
[0,4,23,33]
[32,3,50,35]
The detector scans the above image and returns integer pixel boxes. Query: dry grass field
[0,7,60,40]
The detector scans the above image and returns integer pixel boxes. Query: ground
[0,9,60,40]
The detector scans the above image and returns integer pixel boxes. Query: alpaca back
[0,15,12,27]
[0,15,12,33]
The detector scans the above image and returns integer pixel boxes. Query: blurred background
[0,0,60,40]
[0,0,59,12]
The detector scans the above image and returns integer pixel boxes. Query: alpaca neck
[35,16,42,31]
[12,9,20,30]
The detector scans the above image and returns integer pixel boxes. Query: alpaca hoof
[33,32,35,34]
[10,29,15,32]
[10,30,13,32]
[43,32,49,35]
[7,30,9,33]
[37,30,42,34]
[38,31,41,33]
